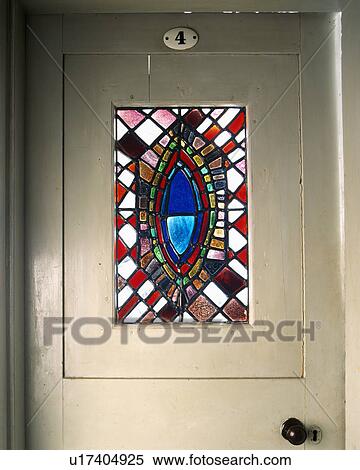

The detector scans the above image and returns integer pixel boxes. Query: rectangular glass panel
[115,107,248,323]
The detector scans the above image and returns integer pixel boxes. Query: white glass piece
[236,287,249,306]
[153,297,167,312]
[204,282,228,307]
[138,280,155,299]
[228,199,244,210]
[197,117,212,133]
[118,168,135,187]
[124,301,148,322]
[236,128,246,143]
[119,191,136,209]
[182,311,195,323]
[135,119,162,145]
[227,167,244,192]
[118,223,136,248]
[229,228,247,251]
[119,210,132,219]
[218,108,239,128]
[117,256,137,279]
[228,210,244,223]
[117,285,133,307]
[228,147,245,163]
[214,131,231,146]
[202,108,211,114]
[116,150,131,167]
[211,312,228,322]
[229,259,248,279]
[116,118,128,139]
[180,108,189,115]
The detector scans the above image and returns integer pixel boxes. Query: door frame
[5,1,358,449]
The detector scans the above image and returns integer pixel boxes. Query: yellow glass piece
[164,264,176,280]
[139,161,154,182]
[141,252,152,268]
[189,259,202,278]
[210,238,225,249]
[181,139,186,148]
[149,215,154,227]
[218,202,225,209]
[193,279,203,290]
[199,269,209,282]
[153,173,161,185]
[204,175,211,182]
[140,211,147,222]
[209,193,216,208]
[154,144,163,155]
[214,228,225,238]
[163,150,171,161]
[193,155,204,167]
[168,284,176,297]
[149,201,154,211]
[201,144,215,156]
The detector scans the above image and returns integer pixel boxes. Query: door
[26,13,344,449]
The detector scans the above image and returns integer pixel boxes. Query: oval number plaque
[163,27,199,51]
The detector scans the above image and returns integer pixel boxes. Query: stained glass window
[115,107,248,323]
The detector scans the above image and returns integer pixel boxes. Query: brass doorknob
[281,418,307,446]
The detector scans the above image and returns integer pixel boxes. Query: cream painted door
[26,13,344,449]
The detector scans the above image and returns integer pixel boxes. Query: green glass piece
[151,228,156,237]
[169,141,177,150]
[210,211,216,228]
[158,161,166,172]
[186,146,193,155]
[176,278,182,286]
[183,277,189,286]
[201,247,206,257]
[154,246,164,263]
[207,183,214,192]
[150,187,156,199]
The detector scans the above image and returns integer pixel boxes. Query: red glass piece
[164,151,178,175]
[204,125,221,141]
[222,140,236,154]
[118,295,139,321]
[158,303,177,322]
[130,246,137,259]
[228,111,245,134]
[129,270,147,289]
[115,214,125,229]
[128,214,137,228]
[115,182,126,203]
[187,246,201,265]
[236,183,247,203]
[199,211,209,242]
[234,213,247,235]
[237,247,248,266]
[147,290,161,306]
[180,149,196,170]
[116,133,146,158]
[184,109,204,128]
[115,239,127,261]
[180,264,191,275]
[215,267,246,295]
[128,162,136,172]
[155,216,164,244]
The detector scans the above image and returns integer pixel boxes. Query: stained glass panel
[114,107,248,323]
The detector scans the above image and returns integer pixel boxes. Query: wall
[343,0,360,450]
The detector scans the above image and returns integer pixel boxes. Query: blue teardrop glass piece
[167,216,195,255]
[167,170,195,215]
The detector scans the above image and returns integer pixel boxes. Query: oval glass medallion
[163,27,199,51]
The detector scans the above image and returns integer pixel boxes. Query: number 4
[175,30,186,45]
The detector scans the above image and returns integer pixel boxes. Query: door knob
[281,418,307,446]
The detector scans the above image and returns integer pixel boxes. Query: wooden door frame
[2,0,358,449]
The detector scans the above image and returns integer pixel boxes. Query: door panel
[26,13,344,450]
[64,54,302,378]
